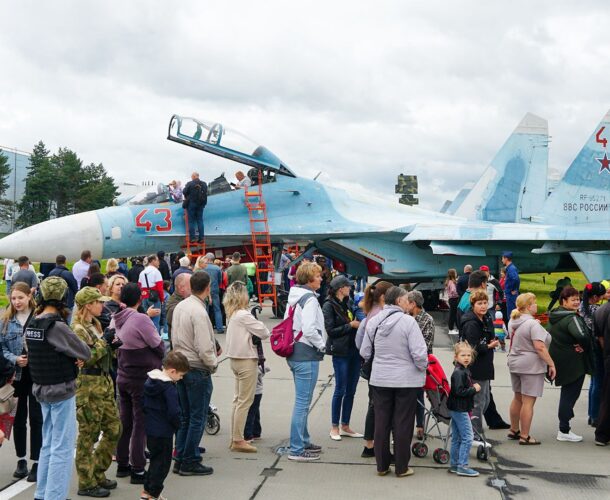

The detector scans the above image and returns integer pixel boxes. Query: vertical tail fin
[454,113,549,222]
[538,110,610,226]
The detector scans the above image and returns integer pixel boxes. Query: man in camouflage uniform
[72,287,122,497]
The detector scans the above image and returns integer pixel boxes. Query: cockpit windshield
[127,184,171,205]
[168,115,296,178]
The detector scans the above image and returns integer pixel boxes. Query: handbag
[144,272,160,302]
[360,310,402,380]
[0,383,16,415]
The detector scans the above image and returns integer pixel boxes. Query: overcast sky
[1,0,609,210]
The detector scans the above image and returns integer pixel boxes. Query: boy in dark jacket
[142,351,189,500]
[447,342,481,477]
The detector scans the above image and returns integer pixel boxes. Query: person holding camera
[72,287,122,498]
[113,283,165,484]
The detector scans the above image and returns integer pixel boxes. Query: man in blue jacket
[48,255,78,322]
[502,251,520,318]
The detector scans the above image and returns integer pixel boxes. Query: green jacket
[548,307,593,386]
[72,318,113,375]
[226,263,248,286]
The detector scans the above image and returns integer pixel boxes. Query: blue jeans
[187,204,204,241]
[331,350,361,426]
[287,360,319,455]
[176,370,213,464]
[450,410,473,468]
[35,396,77,500]
[142,297,161,331]
[210,293,224,332]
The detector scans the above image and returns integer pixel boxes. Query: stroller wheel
[412,442,428,458]
[476,444,488,461]
[205,412,221,435]
[433,448,450,464]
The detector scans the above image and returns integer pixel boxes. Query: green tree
[75,162,119,212]
[0,150,13,222]
[17,141,54,228]
[17,142,119,228]
[52,147,83,218]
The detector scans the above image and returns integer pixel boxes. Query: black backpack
[192,180,208,207]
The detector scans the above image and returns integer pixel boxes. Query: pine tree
[75,162,119,212]
[52,147,83,217]
[17,142,119,228]
[17,141,54,228]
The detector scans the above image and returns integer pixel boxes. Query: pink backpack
[270,293,316,358]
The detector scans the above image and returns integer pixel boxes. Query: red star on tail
[597,153,610,173]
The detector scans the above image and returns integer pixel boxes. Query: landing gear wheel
[433,448,450,464]
[412,442,428,458]
[476,444,488,461]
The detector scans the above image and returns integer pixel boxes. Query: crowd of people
[1,247,610,498]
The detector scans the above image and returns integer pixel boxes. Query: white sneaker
[471,440,491,448]
[556,430,583,442]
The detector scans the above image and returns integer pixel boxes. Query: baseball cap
[330,275,354,291]
[39,277,68,302]
[479,265,490,272]
[502,251,513,258]
[75,287,110,307]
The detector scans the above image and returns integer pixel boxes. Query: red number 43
[135,208,172,232]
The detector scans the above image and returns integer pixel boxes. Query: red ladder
[182,212,206,261]
[244,171,277,308]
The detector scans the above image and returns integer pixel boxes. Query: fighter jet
[1,111,609,285]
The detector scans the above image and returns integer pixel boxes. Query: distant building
[0,146,29,234]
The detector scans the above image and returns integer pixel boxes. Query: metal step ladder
[244,171,277,308]
[182,212,206,260]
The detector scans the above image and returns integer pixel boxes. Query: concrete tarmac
[1,308,609,500]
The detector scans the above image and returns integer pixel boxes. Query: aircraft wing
[402,222,610,245]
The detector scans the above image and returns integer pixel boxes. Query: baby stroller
[412,354,452,464]
[205,403,220,435]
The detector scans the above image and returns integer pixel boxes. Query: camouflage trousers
[75,374,122,490]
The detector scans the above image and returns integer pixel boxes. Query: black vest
[25,315,79,386]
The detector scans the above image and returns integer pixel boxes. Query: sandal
[507,429,520,440]
[519,435,541,445]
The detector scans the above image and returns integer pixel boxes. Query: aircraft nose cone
[0,212,103,262]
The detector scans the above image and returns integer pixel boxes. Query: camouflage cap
[75,286,110,307]
[40,276,68,302]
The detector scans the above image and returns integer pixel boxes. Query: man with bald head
[456,264,472,298]
[166,272,192,347]
[182,171,208,244]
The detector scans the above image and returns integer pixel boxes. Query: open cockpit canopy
[167,115,296,178]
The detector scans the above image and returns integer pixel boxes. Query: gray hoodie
[359,305,428,388]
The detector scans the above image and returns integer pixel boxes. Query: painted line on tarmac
[0,479,33,500]
[249,374,334,500]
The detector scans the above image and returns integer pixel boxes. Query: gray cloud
[1,0,610,214]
